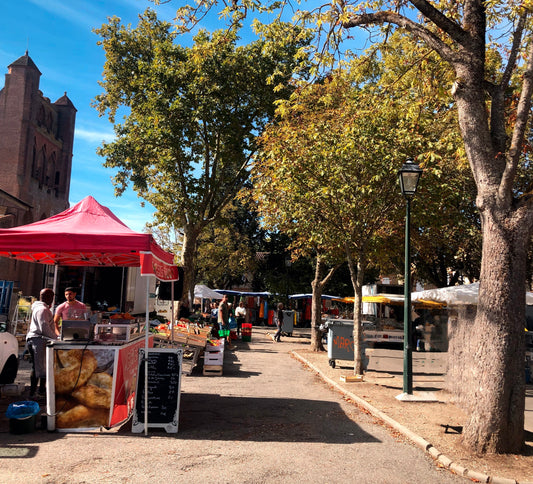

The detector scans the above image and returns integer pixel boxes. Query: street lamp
[398,158,423,397]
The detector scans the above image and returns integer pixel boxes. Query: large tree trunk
[310,255,340,351]
[180,224,201,308]
[451,55,533,451]
[310,257,325,352]
[345,248,365,375]
[462,210,530,453]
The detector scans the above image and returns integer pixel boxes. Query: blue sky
[0,0,233,231]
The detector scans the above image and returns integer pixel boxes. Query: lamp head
[398,158,423,198]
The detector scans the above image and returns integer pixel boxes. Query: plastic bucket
[9,414,37,434]
[6,401,40,434]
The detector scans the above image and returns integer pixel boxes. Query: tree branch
[501,41,533,203]
[343,11,458,64]
[320,262,342,287]
[488,14,528,154]
[409,0,469,46]
[501,14,527,90]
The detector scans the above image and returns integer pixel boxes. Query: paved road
[0,330,462,483]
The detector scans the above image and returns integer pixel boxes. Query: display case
[46,336,154,431]
[94,321,144,343]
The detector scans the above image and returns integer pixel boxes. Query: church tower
[0,52,77,295]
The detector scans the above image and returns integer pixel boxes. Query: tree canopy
[93,9,312,302]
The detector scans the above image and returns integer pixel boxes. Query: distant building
[0,52,76,296]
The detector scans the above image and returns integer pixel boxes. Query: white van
[0,331,18,384]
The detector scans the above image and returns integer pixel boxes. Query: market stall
[215,289,271,325]
[0,196,179,432]
[289,293,342,326]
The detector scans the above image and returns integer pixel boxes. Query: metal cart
[282,310,294,336]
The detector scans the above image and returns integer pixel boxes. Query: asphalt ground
[0,327,466,484]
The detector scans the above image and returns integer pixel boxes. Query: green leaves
[94,10,309,232]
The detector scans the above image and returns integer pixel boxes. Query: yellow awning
[334,295,445,309]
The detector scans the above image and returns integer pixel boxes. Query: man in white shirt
[27,288,58,397]
[235,301,247,338]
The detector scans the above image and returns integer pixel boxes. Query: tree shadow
[177,393,382,443]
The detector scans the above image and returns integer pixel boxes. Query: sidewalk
[277,328,533,484]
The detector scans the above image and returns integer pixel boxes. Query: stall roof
[289,294,340,300]
[216,289,270,297]
[412,282,533,306]
[335,294,445,309]
[194,285,223,299]
[0,196,178,280]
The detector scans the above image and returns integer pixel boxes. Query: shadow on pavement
[177,393,381,444]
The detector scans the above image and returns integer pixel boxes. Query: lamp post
[398,158,423,396]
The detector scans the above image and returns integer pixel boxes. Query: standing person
[274,302,284,342]
[26,288,58,398]
[178,300,191,320]
[235,300,247,337]
[218,294,234,350]
[210,302,218,325]
[53,286,87,334]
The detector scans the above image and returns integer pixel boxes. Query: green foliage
[252,43,475,286]
[195,202,258,289]
[93,9,311,231]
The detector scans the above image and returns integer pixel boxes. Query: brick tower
[0,52,77,296]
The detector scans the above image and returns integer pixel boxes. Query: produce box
[206,339,224,353]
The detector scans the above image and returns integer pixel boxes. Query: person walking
[274,302,284,342]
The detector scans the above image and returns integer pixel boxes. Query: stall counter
[46,336,154,432]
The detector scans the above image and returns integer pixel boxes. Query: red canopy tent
[0,195,178,281]
[0,196,179,434]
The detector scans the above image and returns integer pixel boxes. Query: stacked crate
[241,323,252,342]
[203,339,224,376]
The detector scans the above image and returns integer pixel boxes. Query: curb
[291,350,529,484]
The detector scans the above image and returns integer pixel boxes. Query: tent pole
[120,267,125,312]
[144,278,150,436]
[52,264,59,311]
[171,282,175,343]
[80,267,87,303]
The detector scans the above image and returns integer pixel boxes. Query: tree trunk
[180,224,200,308]
[446,306,478,410]
[310,257,324,352]
[462,209,529,453]
[345,249,365,375]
